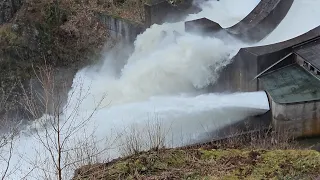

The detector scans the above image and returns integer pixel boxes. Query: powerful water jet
[4,0,310,179]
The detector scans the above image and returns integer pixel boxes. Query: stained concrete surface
[144,0,199,27]
[295,40,320,70]
[96,13,145,43]
[259,64,320,104]
[185,0,293,42]
[271,98,320,138]
[226,0,294,42]
[211,26,320,93]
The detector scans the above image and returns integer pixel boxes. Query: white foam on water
[189,0,260,27]
[258,0,320,45]
[69,91,270,158]
[1,0,272,179]
[71,31,243,108]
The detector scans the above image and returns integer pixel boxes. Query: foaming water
[72,32,243,108]
[189,0,260,27]
[258,0,320,45]
[3,91,269,179]
[68,91,270,157]
[1,0,271,179]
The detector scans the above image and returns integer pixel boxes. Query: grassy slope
[73,148,320,179]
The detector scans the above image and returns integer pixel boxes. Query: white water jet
[190,0,260,27]
[1,0,271,179]
[68,91,270,158]
[258,0,320,45]
[71,32,244,108]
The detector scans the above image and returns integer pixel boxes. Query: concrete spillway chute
[185,0,294,43]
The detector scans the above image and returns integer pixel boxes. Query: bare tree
[20,64,109,179]
[0,84,21,179]
[0,128,16,180]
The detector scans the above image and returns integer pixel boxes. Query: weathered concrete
[295,40,320,71]
[185,18,224,35]
[211,26,320,93]
[270,98,320,138]
[214,110,271,138]
[0,0,24,25]
[144,0,200,27]
[95,13,145,43]
[209,27,320,140]
[95,0,199,42]
[178,110,272,147]
[227,0,293,42]
[256,44,320,138]
[180,114,272,149]
[185,0,293,42]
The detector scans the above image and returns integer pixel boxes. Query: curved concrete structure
[185,0,293,43]
[210,25,320,93]
[210,26,320,139]
[227,0,293,42]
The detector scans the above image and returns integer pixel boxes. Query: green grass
[73,148,320,179]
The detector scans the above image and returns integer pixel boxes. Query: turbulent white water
[189,0,260,27]
[258,0,320,45]
[0,0,273,179]
[71,32,243,108]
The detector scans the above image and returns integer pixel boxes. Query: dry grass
[193,128,298,151]
[58,0,148,23]
[72,123,320,179]
[117,119,167,157]
[73,148,320,179]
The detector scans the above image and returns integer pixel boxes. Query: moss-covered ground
[73,148,320,179]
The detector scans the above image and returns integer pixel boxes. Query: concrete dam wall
[186,0,320,139]
[95,13,145,43]
[144,0,199,27]
[181,0,294,92]
[94,0,320,139]
[96,0,198,43]
[185,0,294,43]
[226,0,293,42]
[213,25,320,93]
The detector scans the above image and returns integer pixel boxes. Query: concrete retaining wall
[144,0,199,27]
[209,49,259,92]
[215,110,272,138]
[270,99,320,138]
[211,26,320,93]
[96,13,145,43]
[96,0,198,42]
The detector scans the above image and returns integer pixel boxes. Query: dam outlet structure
[0,1,274,179]
[185,0,320,138]
[2,1,320,179]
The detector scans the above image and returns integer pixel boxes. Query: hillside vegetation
[73,148,320,179]
[73,130,320,180]
[0,0,148,118]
